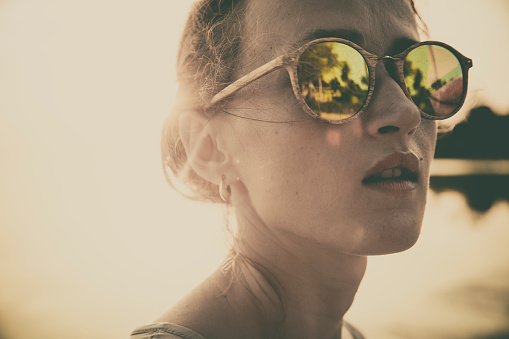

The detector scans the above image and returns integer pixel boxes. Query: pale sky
[1,1,508,339]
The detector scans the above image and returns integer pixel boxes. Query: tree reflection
[404,60,434,114]
[404,59,463,117]
[297,42,368,118]
[297,43,464,120]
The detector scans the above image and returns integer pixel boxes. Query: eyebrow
[291,29,365,50]
[389,36,420,55]
[291,29,420,56]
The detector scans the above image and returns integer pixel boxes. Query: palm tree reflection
[403,45,463,117]
[297,42,368,120]
[297,43,464,120]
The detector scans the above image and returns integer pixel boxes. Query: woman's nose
[363,63,422,139]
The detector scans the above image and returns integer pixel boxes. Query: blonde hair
[162,0,247,203]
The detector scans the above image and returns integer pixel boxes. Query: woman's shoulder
[131,321,365,339]
[130,322,207,339]
[344,321,366,339]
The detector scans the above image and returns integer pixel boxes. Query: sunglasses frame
[206,37,473,124]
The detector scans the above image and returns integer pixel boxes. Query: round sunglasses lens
[404,44,464,117]
[297,42,369,121]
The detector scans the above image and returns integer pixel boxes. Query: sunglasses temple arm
[205,56,286,110]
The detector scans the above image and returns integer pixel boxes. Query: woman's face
[215,0,437,255]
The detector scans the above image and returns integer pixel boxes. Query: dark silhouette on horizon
[432,106,509,213]
[435,106,509,159]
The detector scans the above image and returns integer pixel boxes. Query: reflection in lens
[404,44,463,116]
[297,42,369,121]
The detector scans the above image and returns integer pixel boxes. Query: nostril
[378,126,399,134]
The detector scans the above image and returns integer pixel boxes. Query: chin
[375,229,421,255]
[375,220,423,255]
[343,215,424,256]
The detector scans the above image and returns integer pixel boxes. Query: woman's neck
[224,212,367,339]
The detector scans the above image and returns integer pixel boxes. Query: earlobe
[178,110,231,185]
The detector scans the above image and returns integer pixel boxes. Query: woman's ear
[178,111,233,185]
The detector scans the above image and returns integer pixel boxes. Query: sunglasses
[205,37,473,124]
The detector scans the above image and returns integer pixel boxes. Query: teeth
[379,167,403,179]
[393,167,402,178]
[380,168,393,178]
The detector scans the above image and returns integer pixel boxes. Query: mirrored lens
[404,44,464,117]
[297,42,369,121]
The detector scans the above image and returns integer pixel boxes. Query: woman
[131,0,472,338]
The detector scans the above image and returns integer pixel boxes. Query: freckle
[275,130,278,135]
[295,191,299,195]
[300,146,304,150]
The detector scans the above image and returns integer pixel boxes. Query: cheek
[237,126,318,194]
[326,129,342,146]
[233,123,359,228]
[418,120,438,159]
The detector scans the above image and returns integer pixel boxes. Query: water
[430,159,509,213]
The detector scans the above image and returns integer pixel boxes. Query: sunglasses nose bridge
[379,55,398,61]
[367,55,402,70]
[376,56,403,70]
[372,56,406,91]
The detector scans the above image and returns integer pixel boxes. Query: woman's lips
[362,152,420,193]
[362,177,418,192]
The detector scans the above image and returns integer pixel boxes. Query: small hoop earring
[219,175,231,203]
